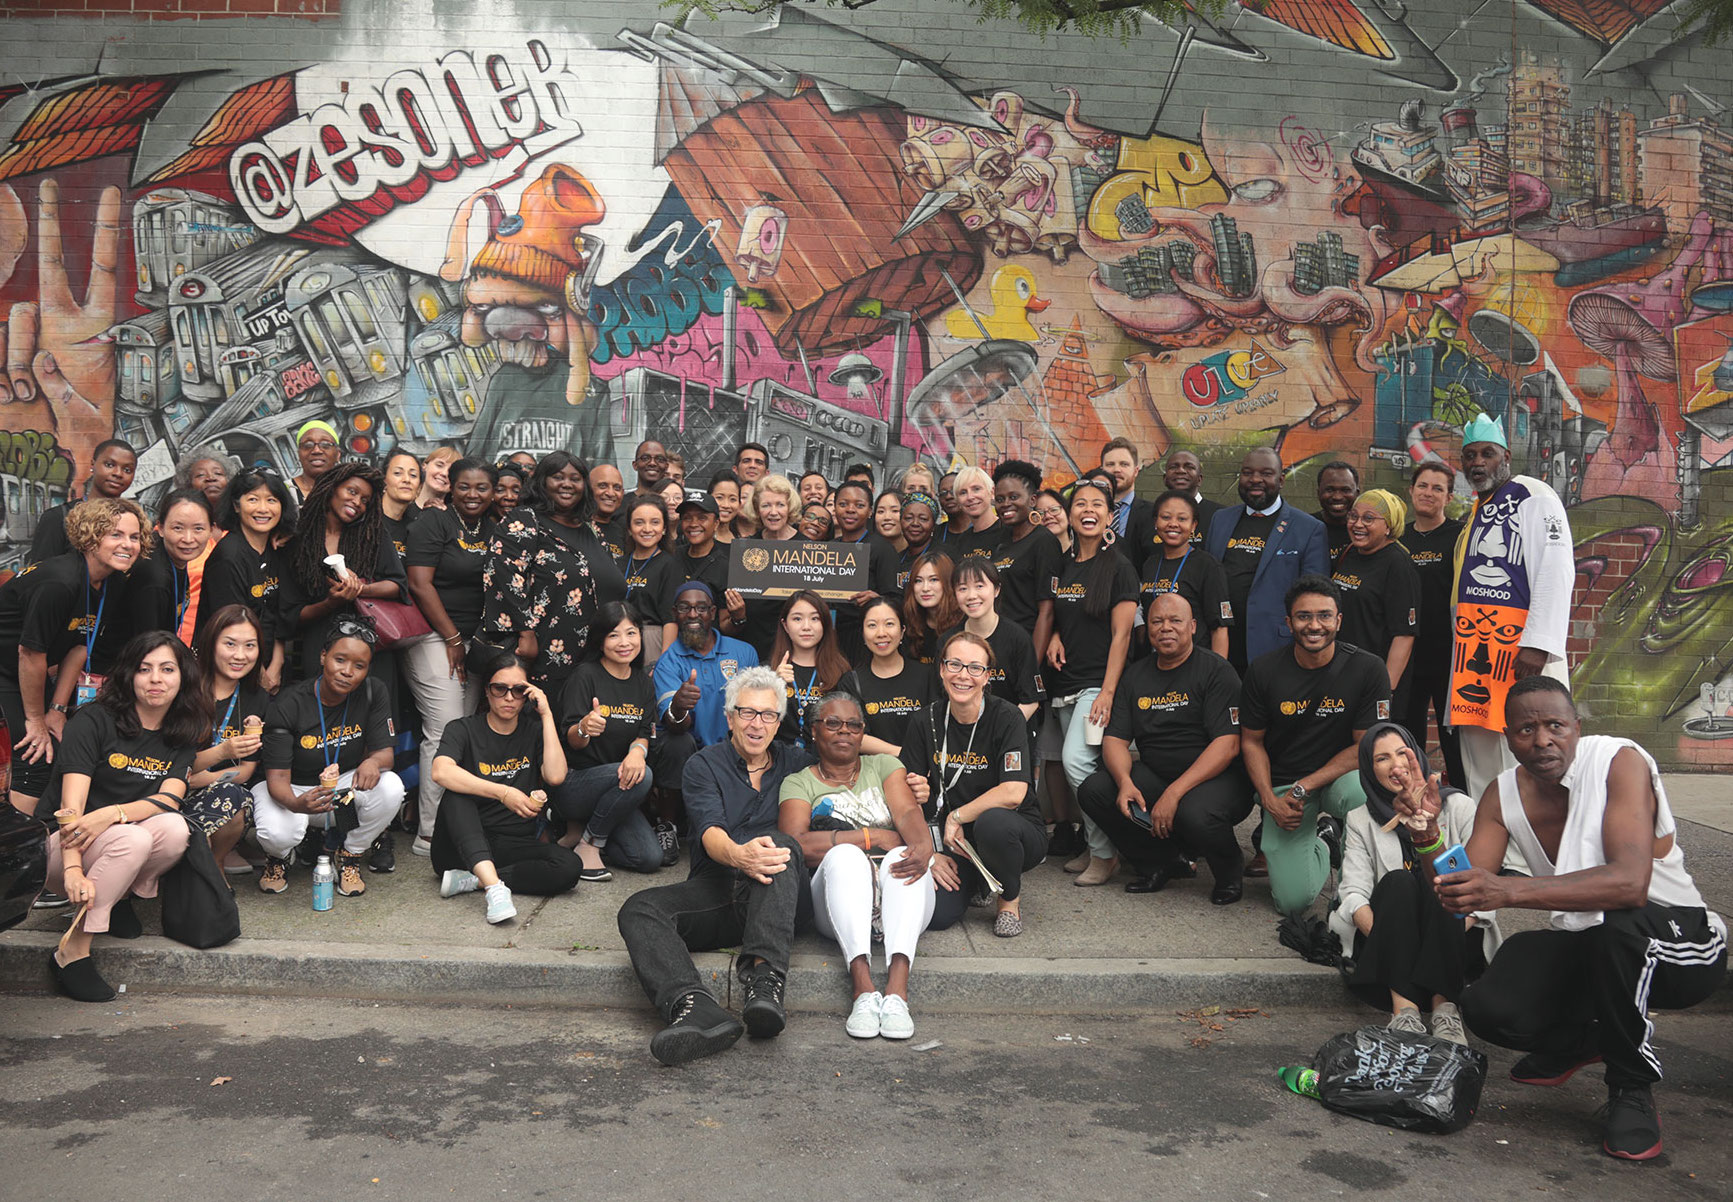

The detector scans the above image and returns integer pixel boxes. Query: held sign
[728,539,869,602]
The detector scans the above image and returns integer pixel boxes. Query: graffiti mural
[0,5,1729,763]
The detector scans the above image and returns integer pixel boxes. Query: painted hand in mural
[0,180,120,468]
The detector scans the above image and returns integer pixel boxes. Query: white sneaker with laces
[1430,1002,1468,1045]
[440,869,479,897]
[411,835,434,857]
[878,994,914,1040]
[484,882,517,924]
[846,991,883,1039]
[1387,1008,1427,1035]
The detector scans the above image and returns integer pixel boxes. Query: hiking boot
[650,991,744,1066]
[258,856,290,894]
[367,830,396,873]
[741,966,788,1039]
[335,851,366,897]
[1601,1084,1663,1161]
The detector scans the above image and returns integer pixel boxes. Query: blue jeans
[1053,688,1112,859]
[549,762,660,872]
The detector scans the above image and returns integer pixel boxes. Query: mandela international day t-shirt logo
[742,547,771,572]
[300,735,320,749]
[108,753,129,769]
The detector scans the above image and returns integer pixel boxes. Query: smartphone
[332,789,361,834]
[1433,843,1471,875]
[1126,804,1153,831]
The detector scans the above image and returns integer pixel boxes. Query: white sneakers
[846,991,914,1040]
[439,869,516,924]
[440,869,478,897]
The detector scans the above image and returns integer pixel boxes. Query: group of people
[6,420,1722,1162]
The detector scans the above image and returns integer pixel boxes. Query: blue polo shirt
[653,630,760,748]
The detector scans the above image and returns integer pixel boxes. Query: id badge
[929,822,945,852]
[75,673,104,707]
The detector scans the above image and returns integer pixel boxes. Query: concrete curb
[1,931,1349,1013]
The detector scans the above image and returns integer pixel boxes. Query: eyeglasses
[674,601,714,616]
[301,439,338,452]
[940,658,989,678]
[732,706,780,725]
[637,453,669,464]
[487,683,531,699]
[815,717,866,734]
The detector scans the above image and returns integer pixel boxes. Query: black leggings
[1347,869,1483,1010]
[430,791,581,896]
[929,808,1047,929]
[1399,658,1464,790]
[1462,903,1727,1088]
[1076,763,1252,884]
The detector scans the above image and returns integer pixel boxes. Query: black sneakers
[1510,1047,1602,1086]
[654,822,680,868]
[368,830,396,873]
[741,966,788,1039]
[1601,1084,1663,1160]
[1047,821,1084,860]
[649,991,745,1066]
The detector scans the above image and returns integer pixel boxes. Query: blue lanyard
[211,689,239,747]
[83,566,107,659]
[1156,546,1191,591]
[314,680,351,770]
[172,561,190,631]
[624,550,659,596]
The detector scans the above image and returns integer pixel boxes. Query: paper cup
[1084,716,1106,746]
[323,552,349,580]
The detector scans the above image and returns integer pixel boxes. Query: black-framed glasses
[732,706,779,725]
[674,601,715,616]
[815,716,865,734]
[487,683,531,699]
[940,658,989,678]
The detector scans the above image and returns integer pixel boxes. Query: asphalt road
[2,992,1729,1200]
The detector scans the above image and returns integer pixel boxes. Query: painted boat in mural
[1518,204,1670,286]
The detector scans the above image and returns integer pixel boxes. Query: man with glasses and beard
[653,581,761,795]
[618,665,812,1065]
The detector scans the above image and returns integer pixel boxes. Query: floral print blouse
[479,507,599,687]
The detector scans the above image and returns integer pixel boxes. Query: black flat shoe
[107,898,143,940]
[579,865,613,882]
[51,952,117,1003]
[1210,881,1245,906]
[1125,865,1176,894]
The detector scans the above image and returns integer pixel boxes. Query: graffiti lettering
[0,431,74,489]
[230,41,585,236]
[1181,342,1288,408]
[281,361,322,399]
[588,246,731,366]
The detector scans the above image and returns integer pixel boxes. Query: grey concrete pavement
[3,775,1729,1012]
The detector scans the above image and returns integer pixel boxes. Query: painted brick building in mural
[1,0,1731,767]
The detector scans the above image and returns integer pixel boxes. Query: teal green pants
[1261,775,1366,915]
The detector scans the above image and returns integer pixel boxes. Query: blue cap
[675,580,714,602]
[1462,413,1508,449]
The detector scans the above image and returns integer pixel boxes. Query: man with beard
[460,166,616,468]
[1313,462,1360,561]
[1204,447,1329,673]
[653,582,761,797]
[1164,450,1221,547]
[1449,415,1573,803]
[589,463,628,560]
[1101,437,1154,565]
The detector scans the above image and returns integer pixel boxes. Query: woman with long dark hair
[185,605,272,875]
[767,590,855,748]
[431,652,579,924]
[279,461,407,674]
[708,468,747,543]
[41,632,209,1001]
[852,598,929,759]
[200,467,294,691]
[949,558,1044,722]
[549,602,662,876]
[476,451,602,691]
[619,495,679,666]
[379,449,423,561]
[132,488,215,644]
[901,551,960,668]
[1045,477,1141,887]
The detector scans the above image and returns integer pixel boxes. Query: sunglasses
[487,683,531,699]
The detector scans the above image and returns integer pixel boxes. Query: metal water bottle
[311,855,335,912]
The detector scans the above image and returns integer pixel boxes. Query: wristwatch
[1289,782,1309,801]
[50,703,71,714]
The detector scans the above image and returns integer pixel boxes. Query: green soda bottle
[1277,1066,1321,1099]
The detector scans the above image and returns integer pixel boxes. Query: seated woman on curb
[1329,722,1500,1045]
[779,691,938,1041]
[900,631,1047,938]
[184,605,273,876]
[550,602,661,877]
[431,652,579,923]
[42,632,207,1002]
[253,618,405,899]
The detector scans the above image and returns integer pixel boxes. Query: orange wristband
[863,828,872,851]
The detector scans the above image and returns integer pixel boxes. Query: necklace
[814,760,860,788]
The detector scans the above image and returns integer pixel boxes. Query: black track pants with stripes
[1461,903,1727,1088]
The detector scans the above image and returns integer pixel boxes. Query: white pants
[1459,725,1515,805]
[401,632,479,839]
[252,770,404,858]
[811,844,936,967]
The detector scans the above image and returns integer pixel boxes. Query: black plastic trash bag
[1313,1025,1488,1133]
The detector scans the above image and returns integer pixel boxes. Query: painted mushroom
[1566,290,1674,470]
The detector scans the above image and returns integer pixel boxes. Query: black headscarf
[1357,721,1428,831]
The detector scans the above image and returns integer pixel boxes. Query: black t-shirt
[436,712,546,838]
[277,537,408,669]
[198,533,287,644]
[619,549,680,629]
[27,503,71,565]
[382,505,422,562]
[1332,542,1421,661]
[37,703,194,816]
[1048,550,1141,696]
[261,676,395,786]
[1140,546,1231,646]
[1107,647,1241,780]
[0,553,111,684]
[206,681,273,771]
[853,657,931,749]
[894,544,932,593]
[1399,519,1464,648]
[560,660,655,768]
[1240,642,1390,786]
[128,550,196,643]
[406,507,493,636]
[572,525,627,609]
[949,522,1001,564]
[773,664,857,747]
[990,525,1060,634]
[596,513,629,563]
[1315,512,1351,561]
[900,695,1039,825]
[1192,498,1224,546]
[1221,508,1278,667]
[677,545,730,600]
[941,621,1045,710]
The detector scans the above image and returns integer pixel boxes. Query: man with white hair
[617,665,813,1065]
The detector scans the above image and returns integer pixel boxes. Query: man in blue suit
[1205,447,1330,674]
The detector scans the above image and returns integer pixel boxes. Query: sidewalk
[5,775,1729,1014]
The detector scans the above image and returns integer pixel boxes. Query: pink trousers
[47,814,189,933]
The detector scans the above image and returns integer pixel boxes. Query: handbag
[356,595,433,648]
[145,800,242,949]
